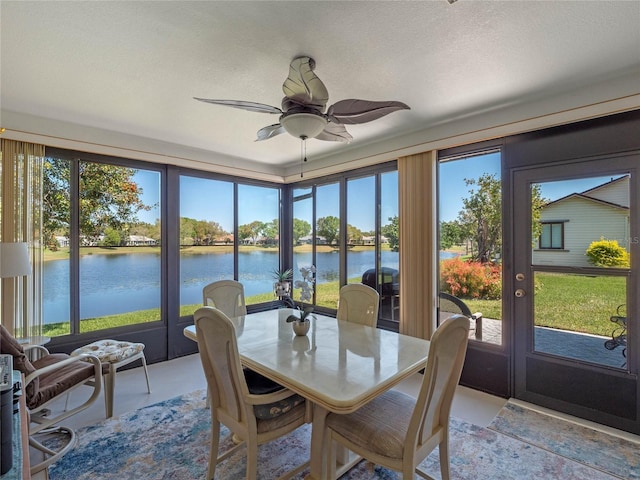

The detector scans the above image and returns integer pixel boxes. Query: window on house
[539,222,564,249]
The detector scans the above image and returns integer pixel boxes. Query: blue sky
[135,161,620,228]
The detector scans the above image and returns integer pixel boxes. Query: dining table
[183,307,431,480]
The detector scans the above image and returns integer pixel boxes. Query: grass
[532,272,625,337]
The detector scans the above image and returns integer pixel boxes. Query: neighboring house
[533,175,630,267]
[54,236,69,247]
[126,235,157,246]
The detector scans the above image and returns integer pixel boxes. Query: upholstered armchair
[0,325,103,475]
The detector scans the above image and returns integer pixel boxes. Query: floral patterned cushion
[71,339,145,363]
[253,394,305,420]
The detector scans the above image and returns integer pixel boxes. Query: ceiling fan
[194,56,410,144]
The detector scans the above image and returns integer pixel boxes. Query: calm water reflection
[43,250,399,324]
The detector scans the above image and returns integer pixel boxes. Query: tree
[101,228,121,246]
[457,173,546,263]
[262,219,279,244]
[382,216,399,252]
[347,224,363,244]
[43,159,152,247]
[180,217,197,245]
[238,221,265,245]
[439,220,466,250]
[293,218,311,245]
[78,163,152,244]
[317,216,340,246]
[43,158,71,249]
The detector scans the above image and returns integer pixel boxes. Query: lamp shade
[0,242,31,278]
[280,112,328,139]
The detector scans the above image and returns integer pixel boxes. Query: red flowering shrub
[440,257,502,300]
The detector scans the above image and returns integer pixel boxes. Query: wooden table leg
[306,404,329,480]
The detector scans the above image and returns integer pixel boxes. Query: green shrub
[585,238,629,268]
[440,257,502,300]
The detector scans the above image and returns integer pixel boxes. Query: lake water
[42,250,400,324]
[43,249,461,324]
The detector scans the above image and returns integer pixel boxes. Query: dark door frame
[504,110,640,435]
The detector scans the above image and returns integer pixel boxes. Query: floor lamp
[0,242,32,337]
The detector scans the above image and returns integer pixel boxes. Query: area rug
[488,400,640,480]
[48,390,625,480]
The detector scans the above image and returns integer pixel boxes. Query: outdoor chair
[202,279,247,318]
[439,292,483,339]
[194,306,309,480]
[323,315,470,480]
[336,283,380,327]
[0,324,103,475]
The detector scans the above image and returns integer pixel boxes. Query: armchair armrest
[25,353,102,390]
[23,344,50,359]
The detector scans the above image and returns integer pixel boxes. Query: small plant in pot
[286,306,314,336]
[272,268,293,298]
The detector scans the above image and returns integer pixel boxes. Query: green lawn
[42,272,625,338]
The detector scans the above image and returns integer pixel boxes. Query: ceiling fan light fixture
[280,112,327,139]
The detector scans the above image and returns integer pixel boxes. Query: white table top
[184,308,430,414]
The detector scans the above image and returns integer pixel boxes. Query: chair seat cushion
[29,353,97,410]
[326,389,415,459]
[70,339,144,363]
[253,393,305,420]
[256,398,306,432]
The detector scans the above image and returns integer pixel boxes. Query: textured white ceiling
[1,1,639,173]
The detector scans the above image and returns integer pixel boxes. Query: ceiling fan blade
[315,122,353,143]
[256,123,285,141]
[327,99,410,125]
[194,98,282,114]
[282,56,329,110]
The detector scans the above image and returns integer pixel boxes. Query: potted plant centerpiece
[272,268,293,298]
[284,265,316,336]
[286,305,314,336]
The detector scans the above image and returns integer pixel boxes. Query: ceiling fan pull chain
[300,136,308,178]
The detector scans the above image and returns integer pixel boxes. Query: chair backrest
[336,283,380,327]
[439,292,473,317]
[0,324,38,401]
[194,306,249,424]
[408,314,469,447]
[202,280,247,317]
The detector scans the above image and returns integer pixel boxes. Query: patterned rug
[488,400,640,480]
[48,390,631,480]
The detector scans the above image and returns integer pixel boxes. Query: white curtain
[0,139,44,337]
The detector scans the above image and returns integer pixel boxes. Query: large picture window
[43,153,162,337]
[438,150,503,345]
[290,162,398,327]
